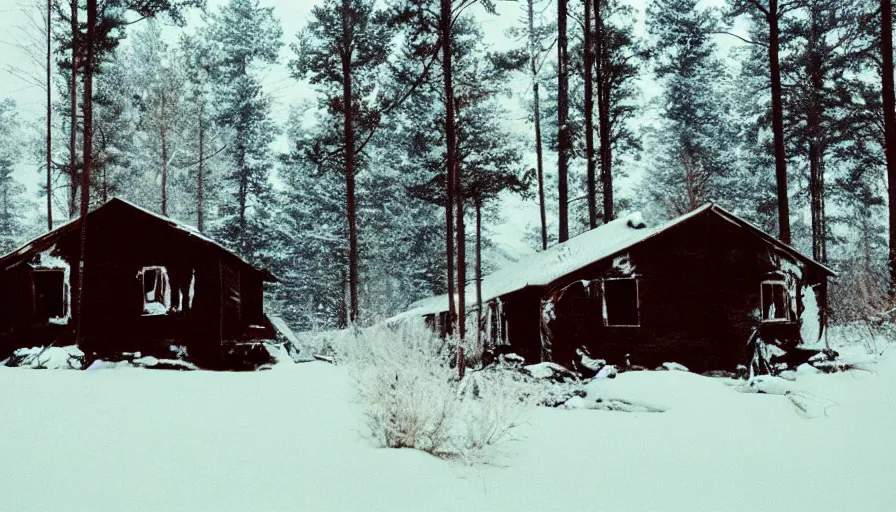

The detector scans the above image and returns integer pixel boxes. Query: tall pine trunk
[806,12,826,264]
[584,0,597,229]
[161,125,168,216]
[238,142,248,248]
[456,169,466,341]
[102,165,107,202]
[557,0,570,242]
[596,0,613,222]
[75,0,96,345]
[440,0,458,339]
[46,0,52,230]
[768,1,791,245]
[528,0,547,250]
[882,0,896,289]
[809,143,826,262]
[454,97,466,346]
[197,104,205,233]
[69,0,78,219]
[341,0,360,324]
[475,201,483,349]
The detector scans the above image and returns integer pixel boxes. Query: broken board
[269,315,300,346]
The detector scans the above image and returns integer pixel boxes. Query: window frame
[140,266,171,316]
[601,276,641,328]
[760,279,793,323]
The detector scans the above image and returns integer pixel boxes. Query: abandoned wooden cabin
[401,203,836,373]
[0,198,277,366]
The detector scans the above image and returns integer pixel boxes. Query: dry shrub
[332,323,543,462]
[829,255,896,353]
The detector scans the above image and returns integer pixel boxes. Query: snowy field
[1,345,895,511]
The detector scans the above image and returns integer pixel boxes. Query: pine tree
[598,0,642,223]
[391,0,499,351]
[724,16,780,234]
[879,0,896,289]
[403,19,526,344]
[60,0,80,219]
[780,2,865,264]
[557,0,570,242]
[564,0,642,228]
[0,99,29,253]
[205,0,283,259]
[508,0,553,249]
[291,0,390,324]
[462,116,527,346]
[178,34,223,233]
[91,52,137,205]
[728,0,803,245]
[128,21,187,217]
[277,106,352,329]
[3,0,59,228]
[583,0,597,229]
[645,0,734,217]
[359,147,448,322]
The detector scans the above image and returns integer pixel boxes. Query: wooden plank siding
[0,199,276,365]
[495,213,826,373]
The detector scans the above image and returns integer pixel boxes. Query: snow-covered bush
[331,323,543,461]
[3,345,84,369]
[332,324,456,454]
[295,330,339,359]
[458,317,487,368]
[829,254,895,345]
[455,368,549,462]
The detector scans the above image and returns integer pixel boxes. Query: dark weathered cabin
[402,204,836,373]
[0,198,277,366]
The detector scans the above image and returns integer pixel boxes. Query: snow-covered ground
[1,345,895,511]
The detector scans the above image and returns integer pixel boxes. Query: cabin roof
[0,198,277,282]
[393,203,836,320]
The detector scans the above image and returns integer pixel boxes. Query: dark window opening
[604,278,640,327]
[140,266,171,315]
[761,281,791,322]
[34,270,66,321]
[243,277,265,326]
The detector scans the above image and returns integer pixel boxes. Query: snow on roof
[0,216,81,270]
[478,205,713,303]
[397,203,835,319]
[385,294,457,323]
[0,198,276,281]
[390,207,710,320]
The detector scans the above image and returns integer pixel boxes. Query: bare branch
[712,31,767,47]
[748,0,770,16]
